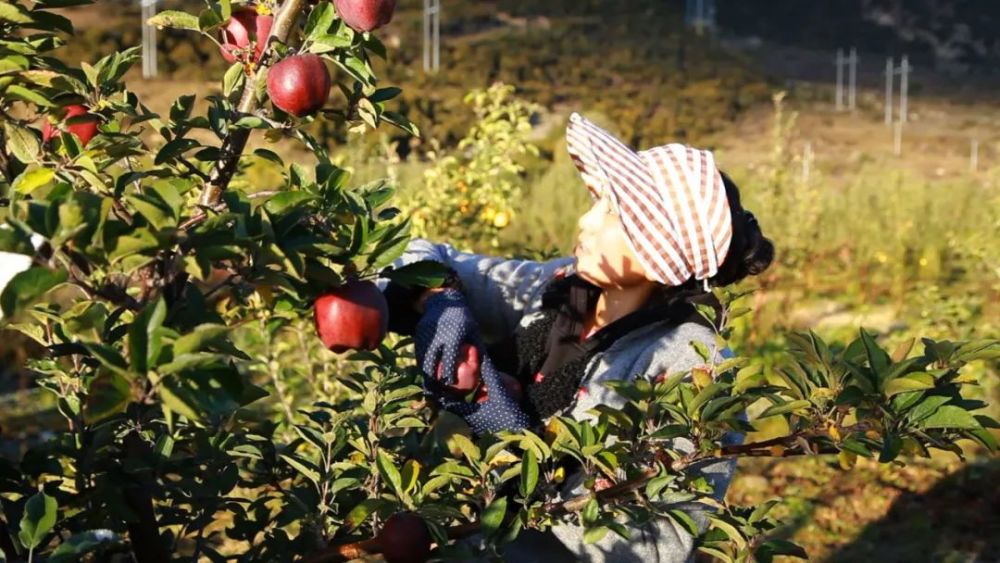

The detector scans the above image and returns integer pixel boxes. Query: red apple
[267,54,331,117]
[334,0,396,32]
[219,7,274,64]
[377,512,432,563]
[475,372,523,404]
[313,280,388,354]
[436,343,481,395]
[42,104,99,147]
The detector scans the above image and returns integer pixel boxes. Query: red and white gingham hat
[566,112,733,288]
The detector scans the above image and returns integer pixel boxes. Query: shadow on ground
[822,459,999,563]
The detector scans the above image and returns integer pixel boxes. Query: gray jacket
[379,239,743,562]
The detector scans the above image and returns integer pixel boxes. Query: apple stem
[194,0,308,213]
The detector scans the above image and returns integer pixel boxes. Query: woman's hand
[435,352,533,435]
[414,288,484,386]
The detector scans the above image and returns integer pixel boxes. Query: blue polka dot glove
[434,352,534,435]
[414,288,484,387]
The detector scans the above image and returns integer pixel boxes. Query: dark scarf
[488,274,721,420]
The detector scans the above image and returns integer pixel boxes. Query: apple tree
[0,0,998,562]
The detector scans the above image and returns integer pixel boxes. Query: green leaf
[0,266,66,319]
[708,517,747,550]
[380,260,451,288]
[860,329,890,380]
[519,448,538,498]
[758,399,811,418]
[147,10,199,31]
[0,227,34,255]
[84,370,130,424]
[17,491,57,550]
[400,459,420,495]
[222,61,244,98]
[303,2,335,40]
[376,450,402,496]
[0,2,33,23]
[583,526,609,544]
[159,362,245,424]
[755,538,808,562]
[128,298,166,374]
[345,499,385,530]
[919,405,982,430]
[905,395,952,424]
[49,530,122,563]
[154,137,200,165]
[884,372,935,397]
[12,168,54,195]
[480,496,508,538]
[667,508,699,536]
[370,87,402,103]
[4,121,40,163]
[279,454,321,486]
[108,229,160,262]
[5,84,52,107]
[83,343,131,378]
[878,433,902,463]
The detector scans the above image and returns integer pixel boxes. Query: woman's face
[573,190,650,288]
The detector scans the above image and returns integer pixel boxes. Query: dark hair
[709,172,775,287]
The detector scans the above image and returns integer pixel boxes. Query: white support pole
[970,139,979,173]
[884,57,894,125]
[423,0,440,73]
[848,47,858,111]
[835,49,844,111]
[433,0,440,71]
[141,0,157,79]
[899,55,909,124]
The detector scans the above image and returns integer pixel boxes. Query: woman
[379,113,774,562]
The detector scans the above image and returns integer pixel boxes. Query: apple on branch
[334,0,397,32]
[219,6,274,64]
[377,512,433,563]
[266,54,331,117]
[41,104,99,147]
[314,280,389,354]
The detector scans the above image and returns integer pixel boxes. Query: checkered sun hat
[566,112,733,288]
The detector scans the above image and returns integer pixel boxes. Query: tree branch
[197,0,307,211]
[122,432,169,563]
[300,429,860,562]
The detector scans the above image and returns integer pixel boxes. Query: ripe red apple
[334,0,396,32]
[313,280,388,354]
[267,54,331,117]
[435,343,481,395]
[377,512,432,563]
[41,104,99,147]
[219,7,274,64]
[474,372,523,404]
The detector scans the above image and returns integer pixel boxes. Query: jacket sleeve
[376,238,576,344]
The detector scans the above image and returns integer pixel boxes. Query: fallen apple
[333,0,396,32]
[313,280,388,354]
[42,104,99,147]
[219,7,273,64]
[267,54,331,117]
[377,512,432,563]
